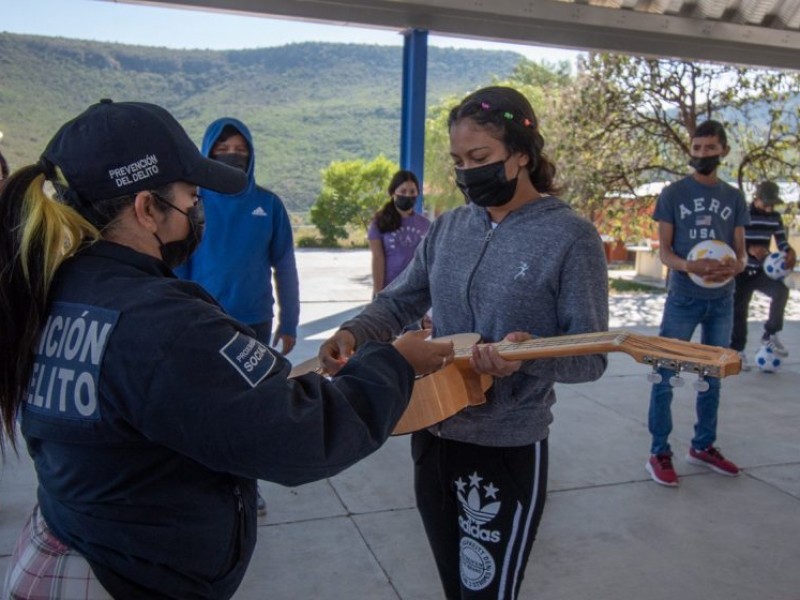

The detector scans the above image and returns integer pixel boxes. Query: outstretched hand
[318,329,357,376]
[392,329,455,376]
[318,329,455,377]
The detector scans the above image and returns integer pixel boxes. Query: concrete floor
[1,250,798,600]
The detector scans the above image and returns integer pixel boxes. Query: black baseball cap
[756,181,782,206]
[42,99,246,200]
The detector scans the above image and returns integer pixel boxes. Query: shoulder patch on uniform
[219,332,277,387]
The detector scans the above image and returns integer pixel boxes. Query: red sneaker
[646,454,679,487]
[686,446,740,477]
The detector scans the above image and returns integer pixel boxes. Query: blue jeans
[648,292,733,456]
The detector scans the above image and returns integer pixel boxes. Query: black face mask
[153,196,205,269]
[688,155,721,176]
[394,195,417,212]
[212,152,249,172]
[455,159,518,208]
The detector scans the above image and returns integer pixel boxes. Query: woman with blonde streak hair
[0,99,453,600]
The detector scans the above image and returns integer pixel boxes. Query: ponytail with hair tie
[38,156,106,228]
[0,160,102,450]
[37,156,57,181]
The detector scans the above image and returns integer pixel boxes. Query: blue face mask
[454,158,518,207]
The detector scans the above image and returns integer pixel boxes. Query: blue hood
[201,117,257,197]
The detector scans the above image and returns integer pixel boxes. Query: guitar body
[290,356,491,436]
[288,333,490,435]
[393,361,493,435]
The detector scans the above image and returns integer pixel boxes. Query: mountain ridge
[0,32,522,211]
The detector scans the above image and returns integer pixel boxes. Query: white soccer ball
[686,240,737,288]
[763,251,790,280]
[755,345,782,373]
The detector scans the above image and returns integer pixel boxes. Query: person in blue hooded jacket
[176,118,300,356]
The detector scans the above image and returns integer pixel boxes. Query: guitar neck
[451,330,741,378]
[453,331,627,361]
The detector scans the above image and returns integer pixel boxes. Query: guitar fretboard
[453,331,629,358]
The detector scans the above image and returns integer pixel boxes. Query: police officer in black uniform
[0,100,454,600]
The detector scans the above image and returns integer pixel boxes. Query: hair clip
[523,118,533,127]
[480,102,491,110]
[503,112,514,120]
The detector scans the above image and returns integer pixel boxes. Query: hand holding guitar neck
[469,331,529,377]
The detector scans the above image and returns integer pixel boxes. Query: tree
[423,97,463,214]
[309,155,398,245]
[557,54,800,241]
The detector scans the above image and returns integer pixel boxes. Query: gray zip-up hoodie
[341,196,609,446]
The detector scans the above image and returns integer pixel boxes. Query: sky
[1,0,582,64]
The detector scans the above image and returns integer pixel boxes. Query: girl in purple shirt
[368,170,431,297]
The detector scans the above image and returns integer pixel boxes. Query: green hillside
[0,33,521,211]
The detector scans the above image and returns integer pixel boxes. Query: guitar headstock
[616,331,741,378]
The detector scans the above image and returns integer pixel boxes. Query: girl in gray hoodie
[320,86,609,599]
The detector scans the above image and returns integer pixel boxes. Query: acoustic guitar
[290,330,742,436]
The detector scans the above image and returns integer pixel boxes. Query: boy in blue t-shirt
[646,120,749,487]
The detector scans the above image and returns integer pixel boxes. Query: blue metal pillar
[400,28,428,212]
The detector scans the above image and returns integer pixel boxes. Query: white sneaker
[763,333,789,358]
[738,352,751,371]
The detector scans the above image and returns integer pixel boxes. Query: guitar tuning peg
[669,375,684,387]
[693,368,710,392]
[647,368,662,384]
[669,367,684,387]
